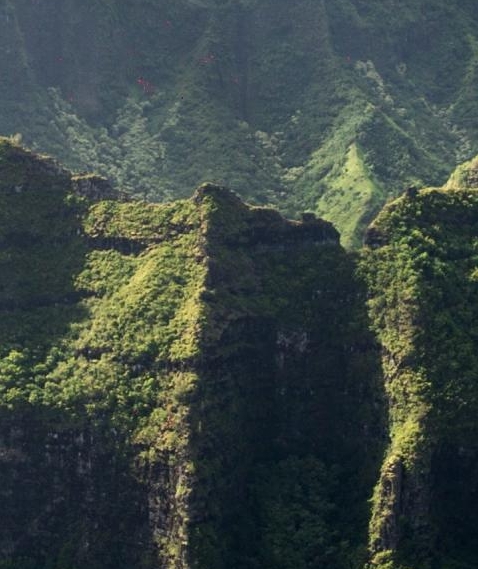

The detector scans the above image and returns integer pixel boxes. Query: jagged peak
[0,137,123,202]
[444,155,478,190]
[192,182,340,247]
[0,136,70,183]
[192,182,247,209]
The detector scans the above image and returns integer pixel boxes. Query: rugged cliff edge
[362,156,478,569]
[0,139,383,569]
[1,139,477,569]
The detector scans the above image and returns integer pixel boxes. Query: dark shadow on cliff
[0,143,154,569]
[0,406,153,569]
[183,192,386,569]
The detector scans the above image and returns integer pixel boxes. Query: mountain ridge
[1,139,478,568]
[1,0,478,245]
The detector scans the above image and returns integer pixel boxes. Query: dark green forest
[1,0,478,245]
[0,1,478,568]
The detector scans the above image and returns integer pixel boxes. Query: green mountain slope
[1,0,478,245]
[0,139,383,569]
[1,138,478,569]
[361,156,478,569]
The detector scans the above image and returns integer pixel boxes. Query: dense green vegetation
[0,137,208,569]
[361,156,478,569]
[1,0,478,245]
[1,140,478,569]
[184,185,384,569]
[1,0,478,566]
[0,140,384,569]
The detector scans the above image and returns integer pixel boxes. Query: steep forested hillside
[1,0,478,245]
[362,155,478,569]
[1,140,478,569]
[0,139,383,569]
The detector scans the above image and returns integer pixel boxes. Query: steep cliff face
[362,157,478,569]
[0,139,384,569]
[183,185,384,569]
[1,0,478,245]
[2,137,477,569]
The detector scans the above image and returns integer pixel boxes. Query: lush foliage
[0,139,207,568]
[1,0,478,244]
[361,158,478,569]
[2,138,478,569]
[0,144,384,569]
